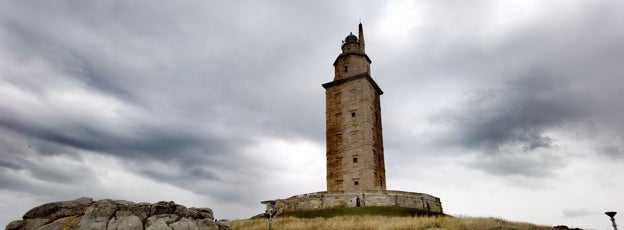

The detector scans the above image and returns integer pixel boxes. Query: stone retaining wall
[275,190,443,214]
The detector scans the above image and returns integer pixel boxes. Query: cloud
[469,153,554,178]
[562,209,591,218]
[599,144,624,160]
[438,70,585,153]
[431,65,624,176]
[0,160,23,170]
[416,1,624,178]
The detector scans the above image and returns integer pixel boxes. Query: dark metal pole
[606,212,618,230]
[268,209,273,230]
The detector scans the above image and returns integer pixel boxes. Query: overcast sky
[1,1,623,229]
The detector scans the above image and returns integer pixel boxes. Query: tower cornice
[322,73,383,95]
[332,52,372,66]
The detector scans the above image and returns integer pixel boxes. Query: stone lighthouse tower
[271,24,443,214]
[322,23,386,192]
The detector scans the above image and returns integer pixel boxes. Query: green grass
[278,206,444,218]
[233,207,553,230]
[229,215,553,230]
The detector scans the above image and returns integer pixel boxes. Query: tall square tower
[322,24,386,192]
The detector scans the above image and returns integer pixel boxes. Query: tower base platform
[275,190,443,215]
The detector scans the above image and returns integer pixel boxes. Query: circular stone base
[275,190,442,215]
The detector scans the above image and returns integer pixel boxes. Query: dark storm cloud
[140,167,219,182]
[442,70,585,152]
[435,65,623,176]
[0,129,100,189]
[23,159,93,184]
[469,151,563,177]
[0,101,235,163]
[599,145,624,160]
[0,160,23,170]
[0,2,295,143]
[0,0,358,145]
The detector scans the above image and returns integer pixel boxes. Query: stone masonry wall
[275,190,443,215]
[324,75,386,192]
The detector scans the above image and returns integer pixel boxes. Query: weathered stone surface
[173,206,198,219]
[169,218,197,230]
[107,214,142,230]
[111,200,135,210]
[144,221,170,230]
[7,198,229,230]
[276,190,443,214]
[33,216,82,230]
[113,211,134,218]
[194,220,217,230]
[146,215,179,226]
[78,200,118,230]
[149,202,175,216]
[23,197,93,220]
[129,203,150,221]
[61,216,83,230]
[23,218,50,230]
[5,220,25,230]
[38,220,64,230]
[213,222,230,230]
[191,208,212,220]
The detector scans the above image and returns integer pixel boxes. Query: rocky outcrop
[5,198,230,230]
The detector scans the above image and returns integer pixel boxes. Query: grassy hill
[229,207,553,230]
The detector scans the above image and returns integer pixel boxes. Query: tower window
[344,65,348,73]
[351,112,356,117]
[353,157,358,163]
[354,180,359,185]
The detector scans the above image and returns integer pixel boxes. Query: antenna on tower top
[358,22,365,53]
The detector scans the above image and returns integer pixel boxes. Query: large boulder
[79,200,118,230]
[149,202,176,216]
[107,211,142,230]
[169,218,197,230]
[23,197,93,220]
[5,198,229,230]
